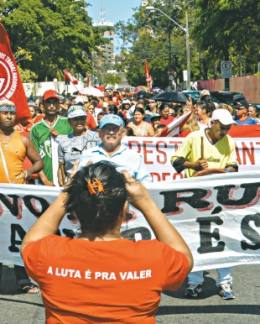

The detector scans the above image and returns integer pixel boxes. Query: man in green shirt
[30,90,72,185]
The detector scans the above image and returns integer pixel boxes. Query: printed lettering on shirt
[119,270,152,280]
[47,266,82,279]
[47,266,152,281]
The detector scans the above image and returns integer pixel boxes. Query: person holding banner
[57,105,100,186]
[21,161,193,323]
[78,114,152,183]
[171,109,238,300]
[0,99,43,183]
[0,99,43,294]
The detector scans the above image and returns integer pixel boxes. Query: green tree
[0,0,103,81]
[193,0,260,78]
[103,73,122,86]
[115,0,259,85]
[115,0,197,88]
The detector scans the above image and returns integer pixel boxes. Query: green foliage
[115,0,194,87]
[0,0,103,81]
[1,0,258,84]
[18,67,38,82]
[14,47,33,63]
[103,73,122,86]
[115,0,259,85]
[193,0,260,77]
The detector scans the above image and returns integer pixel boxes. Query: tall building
[94,6,115,68]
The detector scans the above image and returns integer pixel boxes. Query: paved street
[0,264,259,323]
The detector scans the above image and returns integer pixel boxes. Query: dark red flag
[144,59,153,91]
[0,23,30,120]
[63,69,79,85]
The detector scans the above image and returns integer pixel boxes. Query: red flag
[228,124,260,137]
[63,69,79,85]
[161,111,192,136]
[0,24,30,120]
[144,59,153,91]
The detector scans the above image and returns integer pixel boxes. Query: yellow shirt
[171,130,237,178]
[0,131,26,184]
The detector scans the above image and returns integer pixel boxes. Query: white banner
[52,137,260,184]
[0,171,260,271]
[123,137,260,182]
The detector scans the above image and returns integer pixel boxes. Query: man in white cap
[57,105,100,186]
[171,109,237,177]
[78,114,151,183]
[171,109,238,300]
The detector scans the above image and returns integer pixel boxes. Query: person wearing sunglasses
[234,101,257,125]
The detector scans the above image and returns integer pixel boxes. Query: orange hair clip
[87,178,104,195]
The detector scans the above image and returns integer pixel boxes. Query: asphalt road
[0,264,259,324]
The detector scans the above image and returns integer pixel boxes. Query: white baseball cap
[67,105,86,119]
[200,89,210,97]
[211,109,235,126]
[122,99,131,105]
[74,95,88,104]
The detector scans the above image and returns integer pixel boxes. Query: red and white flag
[161,111,192,136]
[144,59,153,91]
[0,24,30,120]
[63,69,79,85]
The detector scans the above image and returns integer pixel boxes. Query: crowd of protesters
[0,86,259,304]
[15,88,260,138]
[7,87,257,187]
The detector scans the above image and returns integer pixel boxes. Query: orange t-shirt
[0,131,26,184]
[23,235,189,324]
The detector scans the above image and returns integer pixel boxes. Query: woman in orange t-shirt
[21,161,193,324]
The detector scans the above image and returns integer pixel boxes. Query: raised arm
[20,192,67,254]
[123,172,193,270]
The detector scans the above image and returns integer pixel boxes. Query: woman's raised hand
[122,171,151,211]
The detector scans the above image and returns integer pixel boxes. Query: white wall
[23,81,85,97]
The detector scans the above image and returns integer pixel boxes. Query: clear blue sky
[87,0,141,24]
[87,0,141,52]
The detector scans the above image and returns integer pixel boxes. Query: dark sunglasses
[70,116,86,121]
[45,99,59,105]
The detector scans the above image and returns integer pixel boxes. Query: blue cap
[99,114,124,129]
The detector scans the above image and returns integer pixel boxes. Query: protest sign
[52,137,260,184]
[123,137,260,181]
[0,171,260,271]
